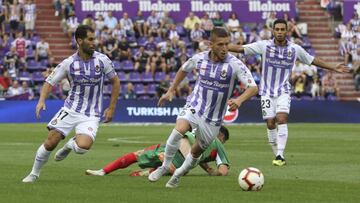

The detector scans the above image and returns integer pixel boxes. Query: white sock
[267,128,278,155]
[162,129,183,169]
[276,124,288,158]
[173,153,200,177]
[64,137,76,150]
[30,144,51,176]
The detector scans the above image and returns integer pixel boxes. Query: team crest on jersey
[51,119,58,125]
[179,110,186,116]
[95,65,101,73]
[287,49,293,60]
[220,66,228,80]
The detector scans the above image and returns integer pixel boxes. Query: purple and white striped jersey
[182,51,256,126]
[46,51,117,117]
[244,40,314,97]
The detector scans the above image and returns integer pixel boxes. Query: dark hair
[75,25,94,42]
[210,27,229,41]
[219,125,229,141]
[273,19,288,29]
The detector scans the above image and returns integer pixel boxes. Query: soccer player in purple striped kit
[22,25,120,183]
[148,27,258,188]
[229,19,350,166]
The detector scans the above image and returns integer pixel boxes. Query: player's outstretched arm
[312,57,351,73]
[228,86,258,111]
[157,70,188,107]
[200,162,228,176]
[36,82,53,119]
[228,44,245,53]
[103,76,120,123]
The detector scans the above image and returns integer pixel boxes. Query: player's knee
[44,133,62,151]
[218,166,228,176]
[73,142,89,154]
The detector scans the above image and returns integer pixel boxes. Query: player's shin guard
[30,144,51,176]
[173,153,201,177]
[73,142,88,154]
[267,128,278,155]
[162,129,183,169]
[276,124,288,158]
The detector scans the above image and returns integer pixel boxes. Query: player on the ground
[22,25,120,183]
[85,126,230,177]
[228,19,350,166]
[148,27,258,188]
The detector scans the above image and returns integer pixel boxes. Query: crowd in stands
[0,0,340,100]
[335,11,360,93]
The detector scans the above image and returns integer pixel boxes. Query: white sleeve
[243,41,265,55]
[296,45,314,65]
[180,57,198,73]
[215,154,223,166]
[231,60,257,88]
[45,60,69,86]
[101,55,117,79]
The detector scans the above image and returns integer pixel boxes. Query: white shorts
[25,20,35,30]
[47,107,100,141]
[261,94,291,120]
[177,105,220,149]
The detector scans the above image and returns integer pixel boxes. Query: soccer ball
[238,167,264,191]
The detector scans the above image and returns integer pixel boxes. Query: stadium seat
[128,72,141,83]
[154,72,166,82]
[121,60,134,72]
[31,71,45,82]
[120,84,128,95]
[113,60,122,72]
[169,71,176,81]
[137,37,147,46]
[18,71,31,81]
[117,71,127,82]
[142,72,154,83]
[27,60,41,72]
[147,83,157,95]
[135,84,146,95]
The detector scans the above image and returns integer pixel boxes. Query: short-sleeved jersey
[243,39,314,97]
[182,51,256,126]
[46,51,117,117]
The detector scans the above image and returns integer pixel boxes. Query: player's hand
[103,108,115,123]
[157,90,174,106]
[35,102,46,119]
[334,63,351,73]
[227,99,242,112]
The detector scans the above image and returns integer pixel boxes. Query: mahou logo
[224,108,238,123]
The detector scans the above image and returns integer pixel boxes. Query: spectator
[94,14,105,37]
[293,77,305,98]
[227,12,240,32]
[53,0,61,17]
[112,23,126,42]
[183,12,201,33]
[311,77,321,99]
[134,46,149,72]
[134,11,145,37]
[0,70,12,96]
[12,32,29,65]
[82,14,96,29]
[35,37,51,62]
[248,28,260,44]
[266,11,277,29]
[104,11,118,31]
[23,0,36,38]
[66,11,78,38]
[160,11,174,38]
[0,33,12,56]
[259,25,272,40]
[155,79,169,98]
[4,46,20,79]
[146,11,161,37]
[212,11,224,27]
[9,0,22,36]
[119,12,134,36]
[123,82,136,99]
[322,71,339,99]
[102,34,119,60]
[344,36,359,67]
[200,12,213,38]
[167,24,184,48]
[190,23,205,51]
[21,81,34,100]
[144,36,157,56]
[0,0,6,35]
[118,37,131,61]
[349,12,360,31]
[6,80,23,96]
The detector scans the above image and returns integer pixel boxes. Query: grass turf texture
[0,123,359,203]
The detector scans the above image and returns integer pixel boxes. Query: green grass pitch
[0,123,359,203]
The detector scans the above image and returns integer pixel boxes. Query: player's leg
[261,96,278,155]
[148,119,191,182]
[166,121,219,188]
[273,94,291,166]
[22,130,63,183]
[55,115,99,161]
